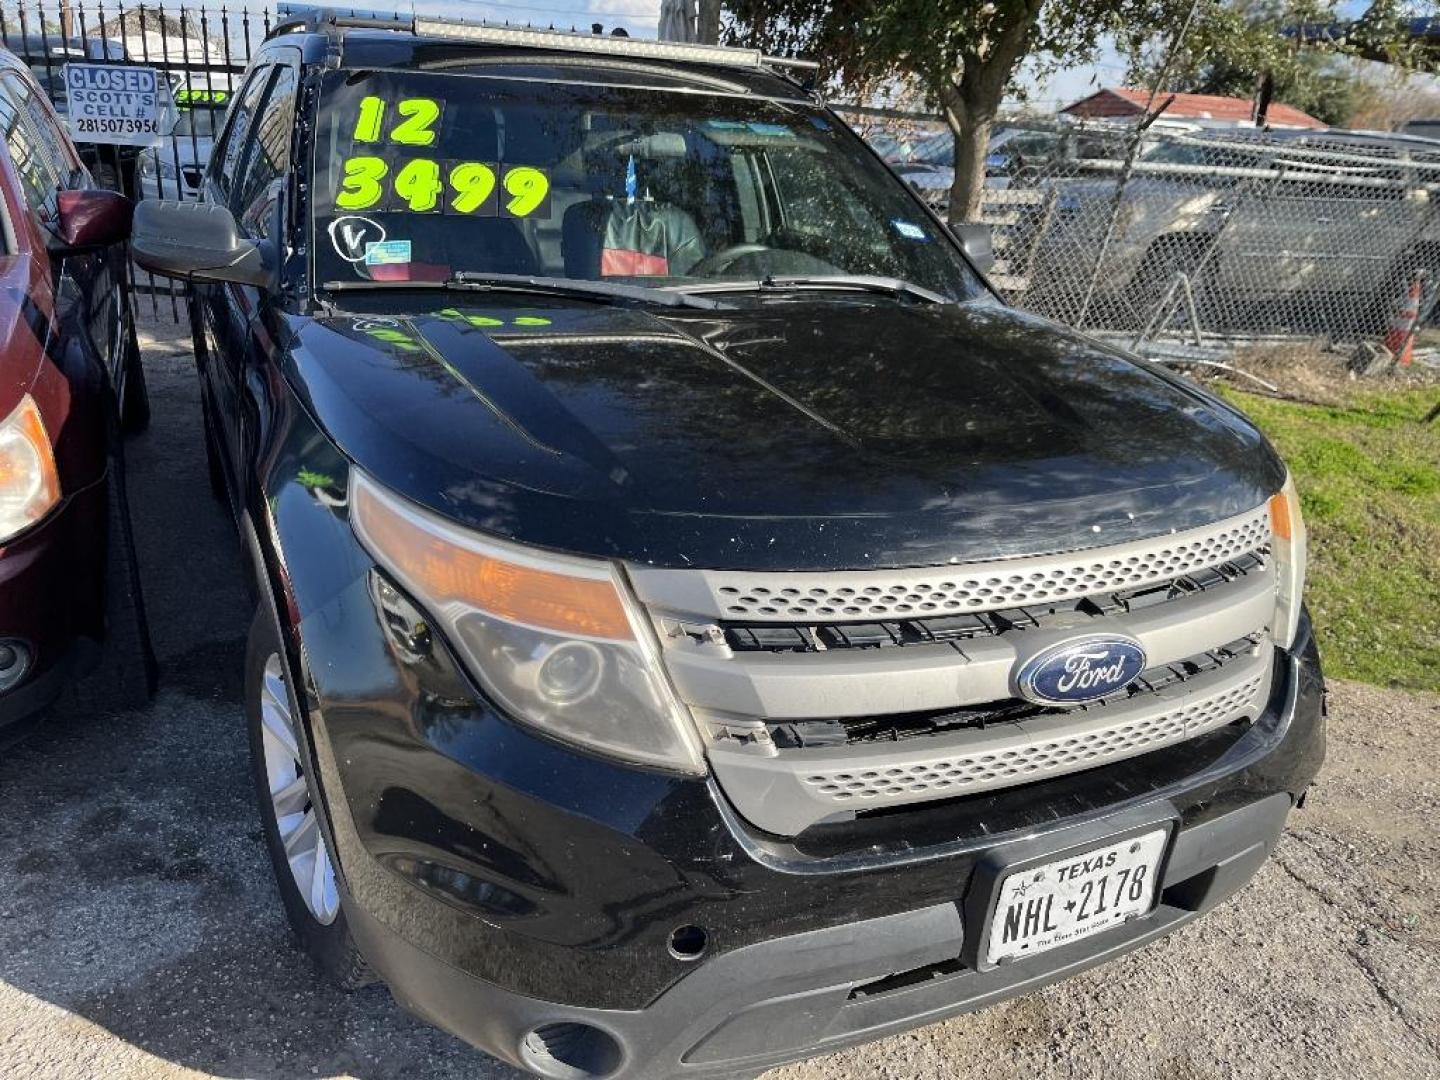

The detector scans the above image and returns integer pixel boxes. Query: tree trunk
[697,0,722,44]
[946,100,991,225]
[941,75,998,225]
[1253,70,1275,127]
[939,5,1037,225]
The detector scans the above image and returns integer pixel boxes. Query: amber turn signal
[351,476,635,641]
[1268,490,1292,542]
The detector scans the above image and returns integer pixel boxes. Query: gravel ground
[0,313,1437,1079]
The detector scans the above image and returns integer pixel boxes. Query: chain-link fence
[889,120,1440,357]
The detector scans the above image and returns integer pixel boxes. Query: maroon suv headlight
[0,395,61,544]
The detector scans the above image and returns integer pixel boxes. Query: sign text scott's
[63,64,166,146]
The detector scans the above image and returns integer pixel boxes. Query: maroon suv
[0,47,155,733]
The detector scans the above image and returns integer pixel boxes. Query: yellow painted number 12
[352,95,441,147]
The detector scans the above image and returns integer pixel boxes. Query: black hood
[287,296,1284,571]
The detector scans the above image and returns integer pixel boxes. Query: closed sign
[63,63,167,146]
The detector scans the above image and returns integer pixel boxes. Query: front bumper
[295,537,1324,1079]
[349,791,1293,1080]
[0,482,107,728]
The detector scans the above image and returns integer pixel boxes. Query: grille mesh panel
[799,673,1263,805]
[704,507,1270,622]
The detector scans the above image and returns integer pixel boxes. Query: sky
[390,0,661,34]
[311,0,1423,114]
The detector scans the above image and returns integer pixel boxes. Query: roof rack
[269,7,818,75]
[411,17,818,73]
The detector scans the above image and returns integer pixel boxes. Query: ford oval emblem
[1016,636,1147,706]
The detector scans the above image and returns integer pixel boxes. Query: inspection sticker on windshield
[363,240,412,266]
[892,219,929,241]
[985,828,1169,966]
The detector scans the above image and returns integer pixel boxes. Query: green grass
[1219,386,1440,691]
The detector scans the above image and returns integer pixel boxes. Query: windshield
[311,70,981,301]
[173,107,218,138]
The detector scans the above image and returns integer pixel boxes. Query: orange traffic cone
[1384,274,1424,367]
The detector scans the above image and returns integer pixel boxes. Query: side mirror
[952,222,995,274]
[48,188,132,255]
[130,199,274,288]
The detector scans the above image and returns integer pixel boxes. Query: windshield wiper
[680,275,953,305]
[320,273,722,309]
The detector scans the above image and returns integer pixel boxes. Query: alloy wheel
[259,653,340,924]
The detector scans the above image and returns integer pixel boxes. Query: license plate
[985,828,1169,965]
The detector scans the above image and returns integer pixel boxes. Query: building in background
[1062,87,1323,130]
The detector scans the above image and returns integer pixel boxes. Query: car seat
[561,137,705,279]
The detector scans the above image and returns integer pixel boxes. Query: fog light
[520,1022,622,1079]
[536,641,603,704]
[0,639,30,692]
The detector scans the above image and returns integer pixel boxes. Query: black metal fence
[0,0,288,317]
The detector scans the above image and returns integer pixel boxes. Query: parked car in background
[132,15,1322,1080]
[1402,118,1440,141]
[0,46,155,737]
[881,126,1076,209]
[1024,126,1440,329]
[137,84,233,201]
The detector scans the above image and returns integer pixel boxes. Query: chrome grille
[636,502,1280,836]
[707,652,1273,835]
[630,504,1271,623]
[800,671,1263,803]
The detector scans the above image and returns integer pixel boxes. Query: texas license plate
[985,828,1169,965]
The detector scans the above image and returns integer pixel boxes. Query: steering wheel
[689,242,773,277]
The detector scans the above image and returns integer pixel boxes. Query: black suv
[131,14,1325,1080]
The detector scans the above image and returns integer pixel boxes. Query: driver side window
[232,66,296,236]
[211,66,271,201]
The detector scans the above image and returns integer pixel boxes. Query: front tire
[245,606,371,988]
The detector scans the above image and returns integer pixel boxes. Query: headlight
[1268,474,1306,650]
[138,154,176,181]
[0,395,61,543]
[350,470,705,775]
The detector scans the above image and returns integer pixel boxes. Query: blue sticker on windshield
[364,239,412,265]
[892,219,929,241]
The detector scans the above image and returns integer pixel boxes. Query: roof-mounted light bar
[411,16,818,73]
